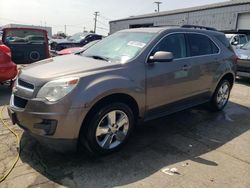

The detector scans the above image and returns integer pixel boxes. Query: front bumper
[237,71,250,78]
[8,94,87,151]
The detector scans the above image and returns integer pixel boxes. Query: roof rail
[181,25,217,31]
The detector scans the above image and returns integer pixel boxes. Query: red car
[55,40,101,56]
[0,44,17,83]
[56,47,81,55]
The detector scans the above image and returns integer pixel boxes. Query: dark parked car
[2,28,50,64]
[235,41,250,78]
[9,25,236,155]
[50,32,102,51]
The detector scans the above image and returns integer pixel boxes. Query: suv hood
[20,55,120,80]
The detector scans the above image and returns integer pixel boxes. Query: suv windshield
[242,41,250,50]
[82,32,155,63]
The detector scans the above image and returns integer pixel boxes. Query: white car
[226,34,248,48]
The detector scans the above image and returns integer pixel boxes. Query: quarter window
[152,33,187,59]
[187,34,219,56]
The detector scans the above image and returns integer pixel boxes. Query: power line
[96,26,108,31]
[96,20,108,27]
[99,15,111,21]
[0,17,34,25]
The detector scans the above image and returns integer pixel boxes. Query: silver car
[226,33,248,48]
[8,25,236,155]
[235,41,250,78]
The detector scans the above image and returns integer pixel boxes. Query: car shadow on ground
[19,101,250,187]
[236,77,250,86]
[0,85,11,106]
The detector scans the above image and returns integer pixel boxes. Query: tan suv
[8,25,237,155]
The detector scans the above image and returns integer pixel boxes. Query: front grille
[18,79,34,90]
[237,66,250,73]
[14,96,28,108]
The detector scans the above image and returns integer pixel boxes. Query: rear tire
[210,79,232,111]
[80,102,134,155]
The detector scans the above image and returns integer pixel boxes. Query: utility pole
[154,1,162,12]
[93,11,99,33]
[64,25,67,35]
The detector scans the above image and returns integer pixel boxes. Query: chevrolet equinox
[8,25,237,154]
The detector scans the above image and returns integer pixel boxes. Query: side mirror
[148,51,173,63]
[231,41,239,46]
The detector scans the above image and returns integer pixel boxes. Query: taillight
[232,55,238,64]
[0,44,11,58]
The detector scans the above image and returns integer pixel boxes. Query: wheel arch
[78,93,140,139]
[218,72,235,88]
[212,71,235,94]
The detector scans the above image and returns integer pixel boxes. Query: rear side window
[152,33,187,59]
[214,34,234,52]
[3,29,46,44]
[187,33,219,57]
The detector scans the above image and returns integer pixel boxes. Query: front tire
[210,79,232,111]
[81,103,134,155]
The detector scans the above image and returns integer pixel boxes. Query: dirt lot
[0,80,250,188]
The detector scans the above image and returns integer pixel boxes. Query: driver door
[146,33,194,112]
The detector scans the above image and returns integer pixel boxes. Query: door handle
[182,64,191,71]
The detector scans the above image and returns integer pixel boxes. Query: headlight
[37,77,79,102]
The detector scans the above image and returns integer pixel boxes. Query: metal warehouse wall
[110,3,250,33]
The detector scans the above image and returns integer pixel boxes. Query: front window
[82,32,155,63]
[151,33,187,59]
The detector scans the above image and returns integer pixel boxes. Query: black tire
[80,102,134,155]
[210,79,232,111]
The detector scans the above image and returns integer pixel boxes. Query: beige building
[110,0,250,35]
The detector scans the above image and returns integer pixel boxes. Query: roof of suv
[119,26,223,35]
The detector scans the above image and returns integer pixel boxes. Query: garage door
[237,13,250,30]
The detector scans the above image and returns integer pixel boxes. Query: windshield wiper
[87,55,110,62]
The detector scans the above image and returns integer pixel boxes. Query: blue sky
[0,0,228,35]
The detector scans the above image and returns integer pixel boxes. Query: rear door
[186,33,220,95]
[3,28,49,64]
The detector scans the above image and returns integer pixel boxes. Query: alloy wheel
[216,82,230,108]
[95,110,129,149]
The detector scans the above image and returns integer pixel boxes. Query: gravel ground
[0,79,249,188]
